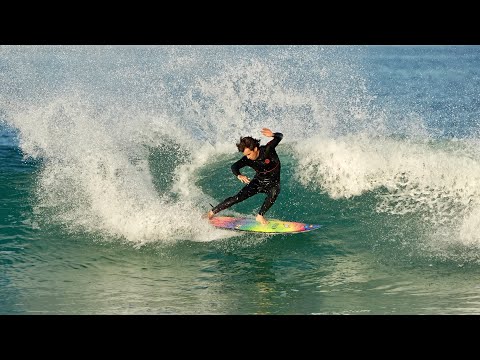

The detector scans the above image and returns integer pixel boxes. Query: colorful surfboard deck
[209,216,322,234]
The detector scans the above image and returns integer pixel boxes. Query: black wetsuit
[211,132,283,216]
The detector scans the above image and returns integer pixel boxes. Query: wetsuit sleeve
[231,156,249,177]
[266,132,283,148]
[265,132,283,156]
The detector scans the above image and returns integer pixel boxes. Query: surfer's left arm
[261,128,283,149]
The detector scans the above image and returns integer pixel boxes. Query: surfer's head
[237,136,260,160]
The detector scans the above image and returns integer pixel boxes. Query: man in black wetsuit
[207,128,283,225]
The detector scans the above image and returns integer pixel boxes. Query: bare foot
[207,210,214,219]
[256,214,268,225]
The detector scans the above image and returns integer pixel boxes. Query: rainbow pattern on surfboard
[209,216,322,234]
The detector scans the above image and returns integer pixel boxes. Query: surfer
[207,128,283,225]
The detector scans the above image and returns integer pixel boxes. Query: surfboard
[209,216,321,234]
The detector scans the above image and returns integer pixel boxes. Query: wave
[293,134,480,248]
[2,46,480,254]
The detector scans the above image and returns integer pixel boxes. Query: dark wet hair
[236,136,260,152]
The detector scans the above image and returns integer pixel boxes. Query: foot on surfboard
[256,214,268,225]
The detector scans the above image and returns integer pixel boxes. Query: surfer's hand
[237,175,250,184]
[261,128,274,137]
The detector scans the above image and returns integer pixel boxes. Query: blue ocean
[2,45,480,314]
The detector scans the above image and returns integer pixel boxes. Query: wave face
[1,46,480,249]
[0,46,365,244]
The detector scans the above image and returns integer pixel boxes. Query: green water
[3,145,480,314]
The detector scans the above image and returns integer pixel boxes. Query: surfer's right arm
[231,157,251,184]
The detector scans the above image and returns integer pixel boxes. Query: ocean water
[2,45,480,314]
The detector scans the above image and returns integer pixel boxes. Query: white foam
[8,94,240,245]
[293,133,480,245]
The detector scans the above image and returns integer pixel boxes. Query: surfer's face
[243,147,259,160]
